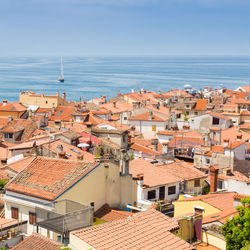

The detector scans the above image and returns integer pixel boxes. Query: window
[45,101,48,104]
[168,186,176,195]
[218,180,223,189]
[186,105,190,108]
[159,186,165,200]
[186,111,189,115]
[4,133,8,139]
[147,190,156,200]
[11,207,18,219]
[152,125,156,131]
[124,117,127,120]
[194,112,198,115]
[29,212,36,225]
[9,133,13,139]
[194,179,200,187]
[206,158,210,165]
[212,117,219,125]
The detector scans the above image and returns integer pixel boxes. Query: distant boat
[58,56,64,82]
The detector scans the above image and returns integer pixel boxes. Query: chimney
[8,115,13,122]
[2,100,7,106]
[151,138,159,152]
[141,88,145,94]
[162,142,168,153]
[58,151,66,159]
[223,139,229,147]
[62,92,66,100]
[102,96,107,104]
[77,154,83,161]
[210,165,219,192]
[236,133,242,141]
[113,102,116,108]
[148,111,153,120]
[56,144,63,156]
[121,149,129,176]
[131,89,135,93]
[137,174,144,187]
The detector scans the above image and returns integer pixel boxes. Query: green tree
[0,179,7,190]
[222,198,250,250]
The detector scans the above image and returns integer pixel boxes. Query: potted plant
[8,228,15,239]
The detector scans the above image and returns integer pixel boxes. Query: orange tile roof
[94,204,133,222]
[168,136,204,148]
[239,122,250,130]
[49,106,75,122]
[165,89,192,98]
[158,160,206,181]
[0,117,9,129]
[130,158,181,187]
[0,102,27,112]
[239,86,250,92]
[0,218,26,229]
[233,194,250,200]
[12,233,61,250]
[225,141,245,149]
[130,143,160,157]
[209,112,232,121]
[218,171,249,182]
[145,105,170,117]
[129,112,168,122]
[42,139,95,162]
[202,207,238,225]
[221,126,250,143]
[174,192,236,211]
[6,157,98,201]
[71,209,194,250]
[100,102,133,114]
[194,99,208,111]
[211,145,224,153]
[3,156,35,173]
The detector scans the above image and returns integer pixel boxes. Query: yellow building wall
[173,200,220,217]
[202,231,226,250]
[58,162,136,211]
[19,93,66,108]
[185,178,207,194]
[0,111,24,118]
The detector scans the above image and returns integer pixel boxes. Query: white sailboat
[58,56,64,82]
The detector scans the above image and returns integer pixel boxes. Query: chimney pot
[58,151,66,159]
[2,100,7,106]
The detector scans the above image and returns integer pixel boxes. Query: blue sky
[0,0,250,56]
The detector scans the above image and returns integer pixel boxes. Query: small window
[122,135,126,143]
[90,202,95,208]
[194,112,198,115]
[29,212,36,225]
[11,207,18,219]
[206,158,210,164]
[124,117,127,120]
[45,101,48,104]
[186,111,189,115]
[212,117,219,125]
[4,133,8,139]
[9,133,13,139]
[168,186,176,195]
[152,125,156,131]
[218,180,223,189]
[147,190,156,200]
[194,179,200,187]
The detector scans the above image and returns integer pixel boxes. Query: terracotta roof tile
[12,233,61,250]
[202,207,238,224]
[2,156,35,173]
[130,158,181,187]
[94,204,133,222]
[221,126,250,142]
[130,143,160,157]
[72,209,194,250]
[194,99,208,111]
[6,157,98,201]
[0,102,26,112]
[209,112,232,121]
[129,112,168,122]
[49,106,75,122]
[174,192,235,211]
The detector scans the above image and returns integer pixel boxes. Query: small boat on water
[58,56,64,82]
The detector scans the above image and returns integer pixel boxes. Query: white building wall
[129,120,168,139]
[227,179,250,195]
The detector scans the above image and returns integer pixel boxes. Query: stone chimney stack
[121,149,129,176]
[148,111,153,120]
[56,144,64,156]
[151,138,159,152]
[210,165,219,193]
[137,174,144,187]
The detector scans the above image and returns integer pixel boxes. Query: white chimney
[148,111,153,120]
[223,139,229,147]
[3,100,7,106]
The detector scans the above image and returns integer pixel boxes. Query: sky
[0,0,250,57]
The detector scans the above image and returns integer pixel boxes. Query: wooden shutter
[29,212,36,225]
[11,207,18,219]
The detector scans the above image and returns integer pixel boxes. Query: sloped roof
[130,158,181,187]
[94,204,133,222]
[193,99,208,111]
[71,209,194,250]
[129,112,168,122]
[174,192,236,211]
[12,233,61,250]
[130,143,160,157]
[0,102,27,112]
[6,157,98,201]
[2,156,35,173]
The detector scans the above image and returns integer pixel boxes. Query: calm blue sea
[0,57,250,102]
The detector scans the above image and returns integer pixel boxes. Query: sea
[0,56,250,102]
